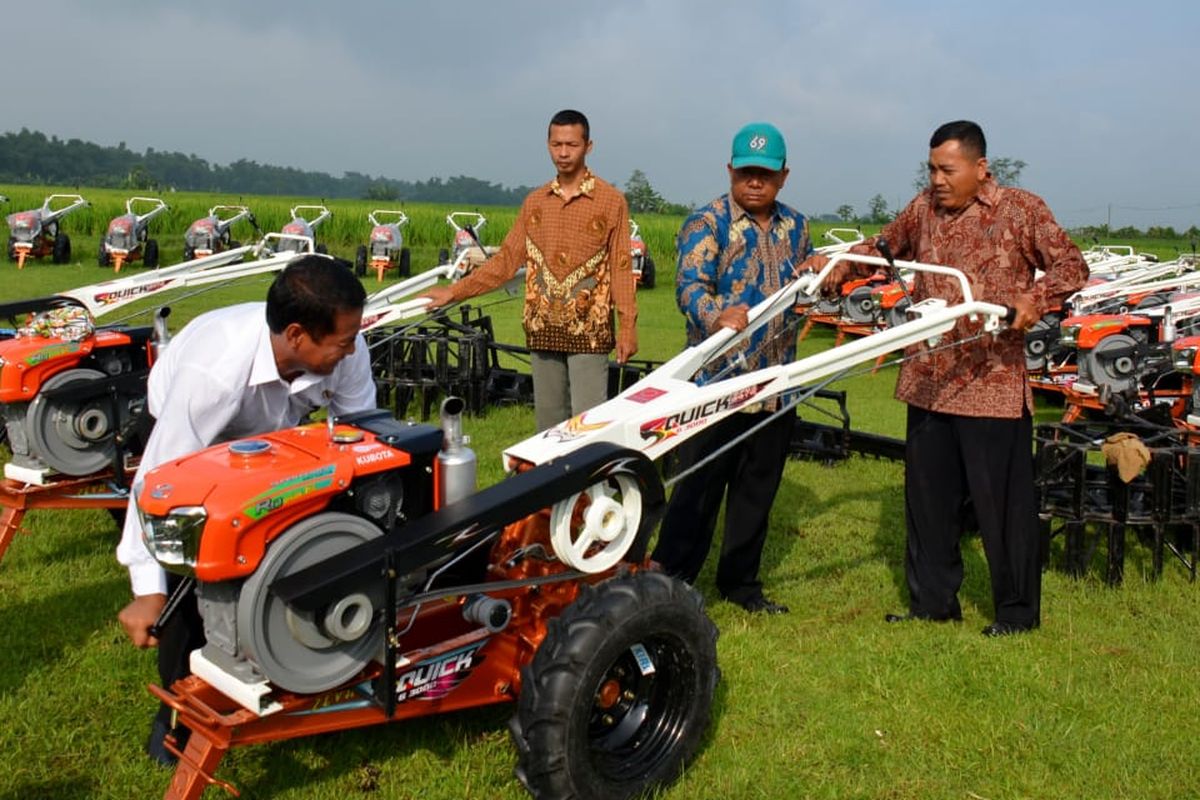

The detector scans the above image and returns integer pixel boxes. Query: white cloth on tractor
[116,302,375,597]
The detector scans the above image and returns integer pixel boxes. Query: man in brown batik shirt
[422,109,638,431]
[827,120,1088,636]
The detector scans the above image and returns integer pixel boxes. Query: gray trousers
[530,350,609,431]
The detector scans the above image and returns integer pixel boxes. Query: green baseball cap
[730,122,787,171]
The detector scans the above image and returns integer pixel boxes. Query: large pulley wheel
[843,285,876,324]
[511,571,719,800]
[1085,333,1140,393]
[26,368,118,475]
[885,298,911,330]
[1024,316,1060,372]
[237,512,384,694]
[548,473,643,573]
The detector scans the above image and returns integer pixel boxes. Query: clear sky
[9,0,1198,231]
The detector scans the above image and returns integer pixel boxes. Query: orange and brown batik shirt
[848,177,1088,418]
[448,170,637,355]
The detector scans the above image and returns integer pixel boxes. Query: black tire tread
[510,570,718,800]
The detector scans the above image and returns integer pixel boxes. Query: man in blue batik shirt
[652,122,816,615]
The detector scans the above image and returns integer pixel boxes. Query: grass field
[2,190,1199,799]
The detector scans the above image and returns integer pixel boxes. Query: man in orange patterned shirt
[423,109,638,430]
[827,120,1087,636]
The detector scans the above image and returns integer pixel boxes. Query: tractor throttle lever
[149,575,195,640]
[875,237,917,320]
[464,225,486,253]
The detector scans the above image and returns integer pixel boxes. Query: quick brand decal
[93,280,174,306]
[395,641,486,702]
[640,382,770,445]
[242,464,336,520]
[25,342,82,366]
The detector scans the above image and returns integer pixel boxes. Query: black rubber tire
[510,570,719,800]
[98,241,111,267]
[399,247,412,278]
[6,237,17,261]
[144,239,159,269]
[53,232,71,264]
[354,245,368,277]
[438,247,450,265]
[642,255,656,289]
[182,244,195,262]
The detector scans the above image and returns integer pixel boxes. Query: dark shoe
[146,718,189,768]
[738,595,789,615]
[884,611,961,623]
[981,621,1035,637]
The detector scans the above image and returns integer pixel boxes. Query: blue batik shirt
[676,194,813,383]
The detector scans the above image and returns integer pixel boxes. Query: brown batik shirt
[849,177,1088,418]
[448,170,637,355]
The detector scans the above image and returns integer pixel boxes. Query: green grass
[3,188,1200,799]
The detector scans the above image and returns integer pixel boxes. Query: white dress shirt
[116,302,376,596]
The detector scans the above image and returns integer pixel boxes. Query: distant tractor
[183,205,260,261]
[5,194,89,268]
[630,219,656,289]
[438,211,490,266]
[355,209,412,281]
[277,204,331,254]
[98,196,170,272]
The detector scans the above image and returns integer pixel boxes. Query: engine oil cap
[332,429,365,444]
[229,439,271,456]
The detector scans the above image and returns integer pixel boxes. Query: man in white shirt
[115,254,376,763]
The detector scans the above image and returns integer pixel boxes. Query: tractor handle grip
[149,575,195,640]
[876,236,896,269]
[1003,306,1018,326]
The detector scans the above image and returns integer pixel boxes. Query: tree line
[0,128,534,205]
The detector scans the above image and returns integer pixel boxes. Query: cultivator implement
[1036,420,1200,584]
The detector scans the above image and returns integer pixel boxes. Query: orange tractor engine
[137,404,716,800]
[0,297,162,483]
[1059,313,1156,398]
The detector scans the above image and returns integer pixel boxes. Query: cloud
[6,0,1199,228]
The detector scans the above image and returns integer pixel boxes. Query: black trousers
[153,573,205,730]
[652,410,795,604]
[903,405,1040,627]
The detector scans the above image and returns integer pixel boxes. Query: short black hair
[266,254,365,339]
[549,109,590,141]
[930,120,987,159]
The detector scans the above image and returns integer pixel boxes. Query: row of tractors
[804,240,1200,429]
[3,194,659,287]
